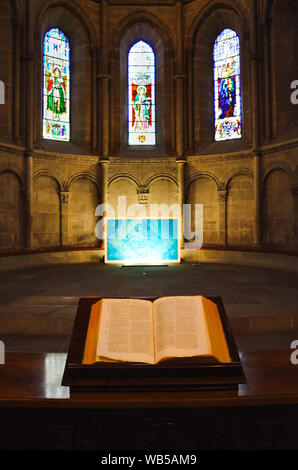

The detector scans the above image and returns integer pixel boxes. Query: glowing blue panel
[105,219,179,264]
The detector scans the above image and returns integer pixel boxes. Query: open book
[82,296,232,365]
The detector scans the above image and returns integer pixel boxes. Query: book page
[201,297,231,363]
[96,298,155,364]
[83,300,103,364]
[153,296,211,363]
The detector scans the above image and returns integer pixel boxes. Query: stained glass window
[213,29,241,141]
[43,28,70,141]
[128,40,155,146]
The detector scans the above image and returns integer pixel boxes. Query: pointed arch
[128,40,156,146]
[110,15,174,155]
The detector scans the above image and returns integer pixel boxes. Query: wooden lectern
[62,296,246,392]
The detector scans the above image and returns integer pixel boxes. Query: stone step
[0,305,297,336]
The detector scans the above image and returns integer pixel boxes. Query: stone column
[99,159,110,248]
[253,150,262,245]
[25,151,33,248]
[24,0,34,151]
[24,0,34,249]
[174,0,185,159]
[186,46,194,153]
[98,0,110,158]
[98,75,111,158]
[137,187,149,206]
[60,190,69,246]
[175,1,186,250]
[12,16,20,144]
[100,160,109,208]
[177,159,186,248]
[264,18,272,143]
[175,74,185,158]
[90,44,98,153]
[250,0,262,246]
[218,187,227,246]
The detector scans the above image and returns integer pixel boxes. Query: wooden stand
[62,296,246,392]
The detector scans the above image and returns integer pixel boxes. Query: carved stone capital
[60,191,69,204]
[137,186,149,195]
[61,181,69,192]
[218,190,228,203]
[217,182,226,192]
[99,158,110,165]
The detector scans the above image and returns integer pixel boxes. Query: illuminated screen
[105,219,180,265]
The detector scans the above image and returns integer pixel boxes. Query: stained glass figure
[213,29,241,141]
[43,28,70,141]
[128,41,155,145]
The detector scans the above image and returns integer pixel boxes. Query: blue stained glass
[42,28,70,141]
[213,29,241,141]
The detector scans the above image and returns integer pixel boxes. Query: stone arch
[0,168,24,192]
[108,176,140,217]
[35,1,96,46]
[108,173,142,190]
[186,172,220,199]
[187,175,220,245]
[68,176,100,247]
[147,174,178,209]
[263,168,294,247]
[32,174,61,248]
[0,169,24,250]
[113,10,174,54]
[224,168,254,190]
[187,0,248,54]
[226,171,254,246]
[262,163,294,189]
[33,169,62,191]
[145,173,178,188]
[67,172,99,192]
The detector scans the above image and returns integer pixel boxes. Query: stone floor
[0,261,298,353]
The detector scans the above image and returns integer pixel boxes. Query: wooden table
[0,350,298,450]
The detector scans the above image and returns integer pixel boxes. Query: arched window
[128,40,155,146]
[43,28,70,141]
[213,29,241,141]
